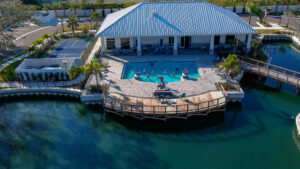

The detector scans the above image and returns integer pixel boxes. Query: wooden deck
[240,57,300,88]
[103,91,227,121]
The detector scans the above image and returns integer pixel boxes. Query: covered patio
[96,1,256,56]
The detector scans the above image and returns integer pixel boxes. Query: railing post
[153,106,155,115]
[164,106,167,120]
[131,105,133,112]
[217,98,219,107]
[197,103,200,111]
[176,105,178,116]
[121,103,123,111]
[187,105,189,113]
[207,101,210,112]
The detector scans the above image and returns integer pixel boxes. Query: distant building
[96,1,256,56]
[16,58,81,81]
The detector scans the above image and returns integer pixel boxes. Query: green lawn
[0,60,23,81]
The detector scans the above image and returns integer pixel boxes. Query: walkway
[240,57,300,88]
[84,37,100,65]
[0,52,28,72]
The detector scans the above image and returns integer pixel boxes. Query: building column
[173,36,178,55]
[246,34,252,53]
[137,36,141,56]
[115,37,121,50]
[210,35,214,54]
[100,37,106,56]
[129,37,134,50]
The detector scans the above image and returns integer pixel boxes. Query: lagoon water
[0,43,300,169]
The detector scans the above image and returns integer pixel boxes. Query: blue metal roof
[96,1,256,37]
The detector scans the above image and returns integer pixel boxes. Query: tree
[42,3,51,13]
[70,0,80,15]
[84,59,107,89]
[59,17,65,32]
[246,1,259,25]
[217,54,240,76]
[51,2,60,17]
[67,16,79,35]
[0,0,34,55]
[69,66,84,88]
[59,1,70,17]
[90,11,101,25]
[251,40,263,58]
[80,0,88,17]
[284,8,295,27]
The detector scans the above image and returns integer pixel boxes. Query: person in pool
[172,72,176,76]
[146,74,149,78]
[176,67,179,71]
[164,70,169,74]
[143,68,147,73]
[152,70,156,75]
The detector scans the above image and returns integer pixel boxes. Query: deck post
[276,81,282,89]
[100,37,106,56]
[137,36,141,56]
[173,36,178,55]
[209,35,214,54]
[246,34,252,53]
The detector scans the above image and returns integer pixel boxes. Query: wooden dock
[103,90,227,121]
[239,57,300,88]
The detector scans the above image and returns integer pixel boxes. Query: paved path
[0,52,28,72]
[85,37,101,65]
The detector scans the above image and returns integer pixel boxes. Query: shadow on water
[0,98,171,169]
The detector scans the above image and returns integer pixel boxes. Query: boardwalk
[240,57,300,88]
[103,91,227,121]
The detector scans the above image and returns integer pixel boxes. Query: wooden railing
[239,56,300,87]
[103,92,227,121]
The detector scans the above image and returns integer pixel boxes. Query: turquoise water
[0,43,300,169]
[122,61,200,83]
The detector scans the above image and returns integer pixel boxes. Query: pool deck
[88,54,224,98]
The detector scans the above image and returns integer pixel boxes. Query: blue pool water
[122,61,200,83]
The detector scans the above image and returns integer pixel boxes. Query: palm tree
[69,66,84,88]
[59,17,65,32]
[246,2,258,25]
[67,16,79,35]
[59,1,69,17]
[84,58,107,89]
[51,2,60,17]
[90,11,101,25]
[42,3,51,13]
[285,8,295,27]
[80,0,88,17]
[70,0,80,15]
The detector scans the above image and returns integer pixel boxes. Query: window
[225,35,235,44]
[106,38,115,50]
[160,39,164,47]
[214,35,220,45]
[169,37,174,46]
[121,38,130,49]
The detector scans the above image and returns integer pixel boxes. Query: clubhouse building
[96,1,256,56]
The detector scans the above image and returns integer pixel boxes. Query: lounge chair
[122,49,128,55]
[113,50,119,55]
[179,93,186,98]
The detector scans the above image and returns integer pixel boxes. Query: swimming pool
[122,61,200,83]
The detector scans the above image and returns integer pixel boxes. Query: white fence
[46,5,299,17]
